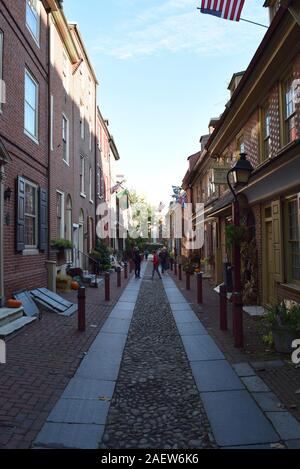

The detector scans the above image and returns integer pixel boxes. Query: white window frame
[56,190,65,239]
[50,94,54,150]
[24,179,38,250]
[62,50,69,94]
[24,69,39,143]
[80,155,86,197]
[26,0,40,46]
[62,113,69,164]
[80,104,85,140]
[89,119,92,151]
[89,167,93,203]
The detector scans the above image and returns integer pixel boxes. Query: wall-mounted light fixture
[4,187,12,202]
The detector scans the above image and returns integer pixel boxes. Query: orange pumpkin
[7,299,22,308]
[71,281,79,290]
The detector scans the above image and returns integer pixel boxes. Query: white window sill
[80,192,86,198]
[24,129,39,145]
[63,159,70,167]
[89,199,94,204]
[23,248,39,256]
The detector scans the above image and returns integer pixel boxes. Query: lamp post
[227,152,253,348]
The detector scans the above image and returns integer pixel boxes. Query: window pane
[25,104,36,136]
[25,73,36,109]
[25,184,36,215]
[25,216,36,246]
[26,1,38,40]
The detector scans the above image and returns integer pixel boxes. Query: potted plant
[182,260,195,274]
[51,239,73,265]
[266,300,300,354]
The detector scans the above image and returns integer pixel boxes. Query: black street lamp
[226,152,253,348]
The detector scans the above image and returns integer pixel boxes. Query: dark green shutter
[16,176,25,252]
[39,187,48,251]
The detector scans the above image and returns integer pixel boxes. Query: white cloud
[92,0,268,60]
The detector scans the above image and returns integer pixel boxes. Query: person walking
[152,251,162,280]
[159,247,169,274]
[133,248,141,279]
[144,249,149,261]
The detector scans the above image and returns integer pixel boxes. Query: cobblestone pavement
[101,266,216,450]
[170,270,300,423]
[0,270,132,449]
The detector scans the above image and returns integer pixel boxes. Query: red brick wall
[1,0,49,298]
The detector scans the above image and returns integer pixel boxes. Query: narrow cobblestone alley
[101,263,215,449]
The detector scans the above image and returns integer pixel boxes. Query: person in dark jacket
[159,247,169,274]
[133,248,141,278]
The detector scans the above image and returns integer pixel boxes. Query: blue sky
[64,0,269,207]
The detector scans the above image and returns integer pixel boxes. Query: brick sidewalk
[0,268,134,449]
[168,268,300,423]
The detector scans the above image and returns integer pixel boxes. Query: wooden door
[266,221,275,305]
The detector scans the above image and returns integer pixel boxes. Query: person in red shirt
[152,251,162,280]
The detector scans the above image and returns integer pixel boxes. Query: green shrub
[51,239,73,249]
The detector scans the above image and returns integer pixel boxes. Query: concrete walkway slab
[201,390,279,447]
[181,335,225,361]
[76,352,121,381]
[233,363,256,377]
[241,376,270,393]
[63,377,115,400]
[116,302,136,310]
[286,439,300,449]
[266,412,300,440]
[252,392,286,412]
[177,321,208,336]
[89,332,127,356]
[170,302,191,309]
[109,307,135,320]
[35,422,104,449]
[101,317,131,335]
[172,310,200,324]
[191,360,245,392]
[47,398,110,425]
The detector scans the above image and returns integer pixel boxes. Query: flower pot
[272,325,300,354]
[56,248,66,266]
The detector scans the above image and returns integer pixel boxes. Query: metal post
[232,199,242,341]
[77,287,86,332]
[124,262,128,280]
[117,267,121,288]
[219,284,228,331]
[105,272,110,302]
[174,262,178,276]
[186,271,190,290]
[197,272,203,304]
[178,264,182,281]
[233,292,243,348]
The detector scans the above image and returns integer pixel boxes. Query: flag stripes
[200,0,245,22]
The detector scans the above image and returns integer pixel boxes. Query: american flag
[200,0,245,22]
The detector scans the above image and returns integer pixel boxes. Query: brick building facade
[179,2,300,307]
[0,0,122,302]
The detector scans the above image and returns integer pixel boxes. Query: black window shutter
[39,187,48,251]
[16,176,25,252]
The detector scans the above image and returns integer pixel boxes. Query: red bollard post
[178,264,182,281]
[233,292,243,348]
[124,262,128,280]
[197,272,203,304]
[78,287,86,332]
[105,272,110,302]
[186,271,190,290]
[219,284,228,331]
[117,267,121,288]
[174,262,178,276]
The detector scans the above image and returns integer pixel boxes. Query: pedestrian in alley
[133,247,141,279]
[144,248,149,261]
[159,247,169,274]
[152,251,162,280]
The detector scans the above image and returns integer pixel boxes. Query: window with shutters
[286,196,300,284]
[24,69,38,141]
[80,103,85,140]
[80,155,85,196]
[25,180,38,248]
[26,0,40,45]
[56,191,64,238]
[261,103,271,161]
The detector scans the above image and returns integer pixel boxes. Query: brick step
[0,307,24,328]
[0,316,37,338]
